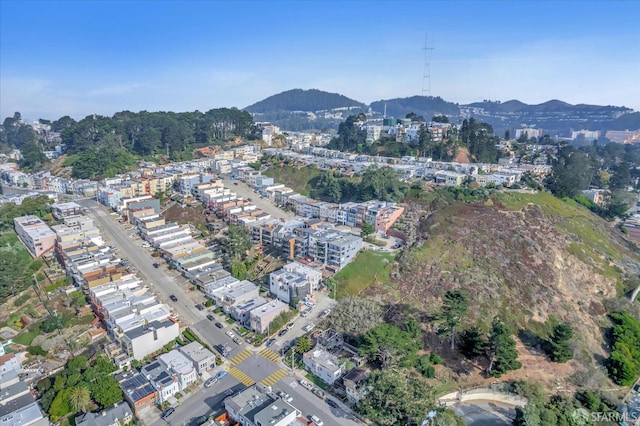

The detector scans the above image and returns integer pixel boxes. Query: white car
[310,415,324,426]
[303,323,315,332]
[299,379,314,391]
[225,331,235,338]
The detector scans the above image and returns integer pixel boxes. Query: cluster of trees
[322,297,384,339]
[326,113,503,164]
[310,166,409,203]
[320,298,460,424]
[486,318,523,377]
[356,368,444,426]
[437,290,523,377]
[65,144,137,179]
[37,355,122,421]
[0,195,52,231]
[545,144,638,219]
[459,118,500,163]
[1,112,48,171]
[509,381,619,426]
[221,225,253,280]
[607,311,640,385]
[56,108,258,156]
[40,315,67,333]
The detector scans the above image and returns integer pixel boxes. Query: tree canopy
[322,297,384,339]
[356,368,436,426]
[436,290,470,350]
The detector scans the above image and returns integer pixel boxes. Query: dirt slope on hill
[370,192,640,386]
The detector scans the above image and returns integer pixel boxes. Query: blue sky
[1,0,639,120]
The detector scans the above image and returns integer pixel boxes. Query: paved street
[78,198,356,426]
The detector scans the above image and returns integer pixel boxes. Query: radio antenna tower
[421,34,435,97]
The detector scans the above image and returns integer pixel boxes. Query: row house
[179,342,216,374]
[434,170,466,186]
[140,361,179,403]
[50,201,82,220]
[269,262,322,305]
[249,300,289,334]
[116,371,158,415]
[203,275,239,300]
[363,202,405,234]
[193,180,224,200]
[225,385,298,426]
[302,348,345,385]
[13,215,56,258]
[208,280,258,312]
[158,350,198,389]
[229,296,267,326]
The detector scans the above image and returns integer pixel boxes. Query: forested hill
[369,96,460,120]
[56,108,258,179]
[244,89,366,113]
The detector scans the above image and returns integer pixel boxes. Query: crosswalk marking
[258,348,280,363]
[228,367,256,386]
[259,369,288,387]
[228,349,253,366]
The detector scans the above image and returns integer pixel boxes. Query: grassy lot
[0,233,39,304]
[263,165,322,196]
[332,250,395,298]
[13,323,41,346]
[305,372,330,391]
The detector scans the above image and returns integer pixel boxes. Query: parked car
[206,314,215,321]
[233,337,242,345]
[153,263,160,268]
[278,329,288,337]
[286,322,295,330]
[310,415,324,426]
[169,295,178,302]
[195,304,204,311]
[303,323,315,332]
[196,415,209,425]
[225,330,235,338]
[161,407,175,419]
[301,310,310,318]
[299,379,314,391]
[266,338,276,347]
[327,399,338,408]
[214,370,228,380]
[215,322,224,329]
[322,309,331,316]
[277,391,293,402]
[216,344,230,357]
[204,377,216,388]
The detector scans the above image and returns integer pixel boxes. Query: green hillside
[244,89,366,113]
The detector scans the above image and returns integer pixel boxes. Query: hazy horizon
[1,0,639,121]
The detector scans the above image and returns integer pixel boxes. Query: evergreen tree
[547,323,574,363]
[488,318,521,377]
[437,290,470,350]
[459,326,486,358]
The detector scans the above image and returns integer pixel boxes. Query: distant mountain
[245,88,638,136]
[369,96,460,120]
[244,89,367,132]
[245,89,366,113]
[460,100,635,137]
